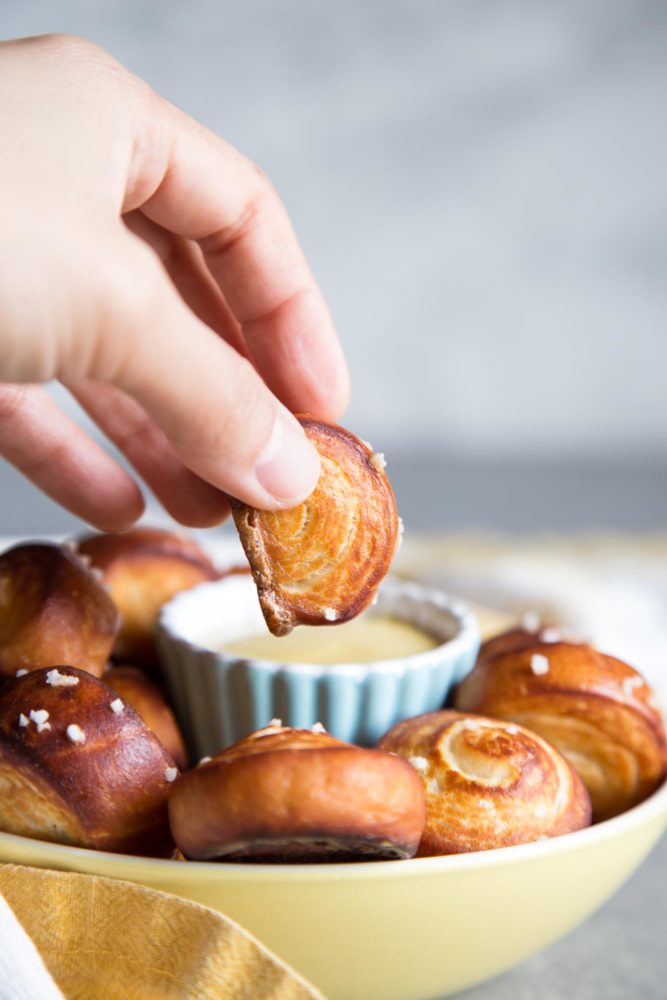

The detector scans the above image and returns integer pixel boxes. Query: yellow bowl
[1,778,665,1000]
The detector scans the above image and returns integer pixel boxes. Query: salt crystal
[165,767,178,783]
[324,607,338,622]
[46,668,79,688]
[530,654,549,676]
[109,698,124,714]
[540,627,563,643]
[18,714,28,728]
[521,611,541,632]
[66,724,86,744]
[29,709,51,732]
[15,669,28,678]
[255,719,284,737]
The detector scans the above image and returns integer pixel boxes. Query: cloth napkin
[0,890,64,999]
[0,865,324,1000]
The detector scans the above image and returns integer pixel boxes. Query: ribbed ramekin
[156,575,480,759]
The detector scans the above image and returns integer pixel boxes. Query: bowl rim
[157,573,481,676]
[3,777,665,884]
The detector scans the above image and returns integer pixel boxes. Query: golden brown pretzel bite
[474,623,585,666]
[229,417,400,636]
[103,665,187,770]
[453,632,667,821]
[0,542,118,678]
[76,528,219,665]
[379,709,591,855]
[168,722,425,862]
[0,667,177,855]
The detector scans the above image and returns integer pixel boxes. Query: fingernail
[255,413,321,504]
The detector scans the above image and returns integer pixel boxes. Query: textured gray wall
[2,0,666,461]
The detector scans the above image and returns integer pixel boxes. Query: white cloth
[0,893,63,1000]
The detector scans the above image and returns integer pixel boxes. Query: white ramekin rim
[157,573,481,677]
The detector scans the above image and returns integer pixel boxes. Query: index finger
[124,98,350,420]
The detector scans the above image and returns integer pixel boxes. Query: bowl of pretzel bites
[0,419,666,1000]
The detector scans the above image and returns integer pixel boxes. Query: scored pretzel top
[453,632,667,820]
[230,416,399,636]
[379,709,591,854]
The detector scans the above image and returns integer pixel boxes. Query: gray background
[1,3,666,998]
[1,0,666,537]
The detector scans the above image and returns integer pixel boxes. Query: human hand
[0,34,349,529]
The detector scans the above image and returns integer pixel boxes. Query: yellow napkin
[0,865,324,1000]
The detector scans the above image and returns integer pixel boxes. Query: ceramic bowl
[155,574,480,758]
[0,778,665,1000]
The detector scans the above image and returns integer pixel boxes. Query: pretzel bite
[76,528,219,665]
[230,417,400,636]
[168,722,425,862]
[453,632,667,821]
[0,667,177,855]
[379,710,591,855]
[475,623,584,665]
[0,543,119,679]
[103,665,188,770]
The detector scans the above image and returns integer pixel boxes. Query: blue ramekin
[156,574,480,759]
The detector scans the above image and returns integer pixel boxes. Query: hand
[0,34,349,529]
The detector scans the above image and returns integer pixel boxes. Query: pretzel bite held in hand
[453,632,667,821]
[103,665,187,770]
[0,543,118,679]
[168,722,425,862]
[379,710,591,855]
[0,667,177,855]
[229,417,400,636]
[76,528,219,665]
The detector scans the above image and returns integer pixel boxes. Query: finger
[124,215,339,434]
[68,381,232,528]
[123,211,249,360]
[0,384,144,531]
[80,229,321,510]
[125,101,350,419]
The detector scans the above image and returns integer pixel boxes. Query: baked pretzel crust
[454,630,667,820]
[230,417,399,636]
[77,528,219,665]
[0,543,119,678]
[379,709,591,854]
[168,724,425,862]
[0,667,176,855]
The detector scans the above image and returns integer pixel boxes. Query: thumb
[85,230,321,510]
